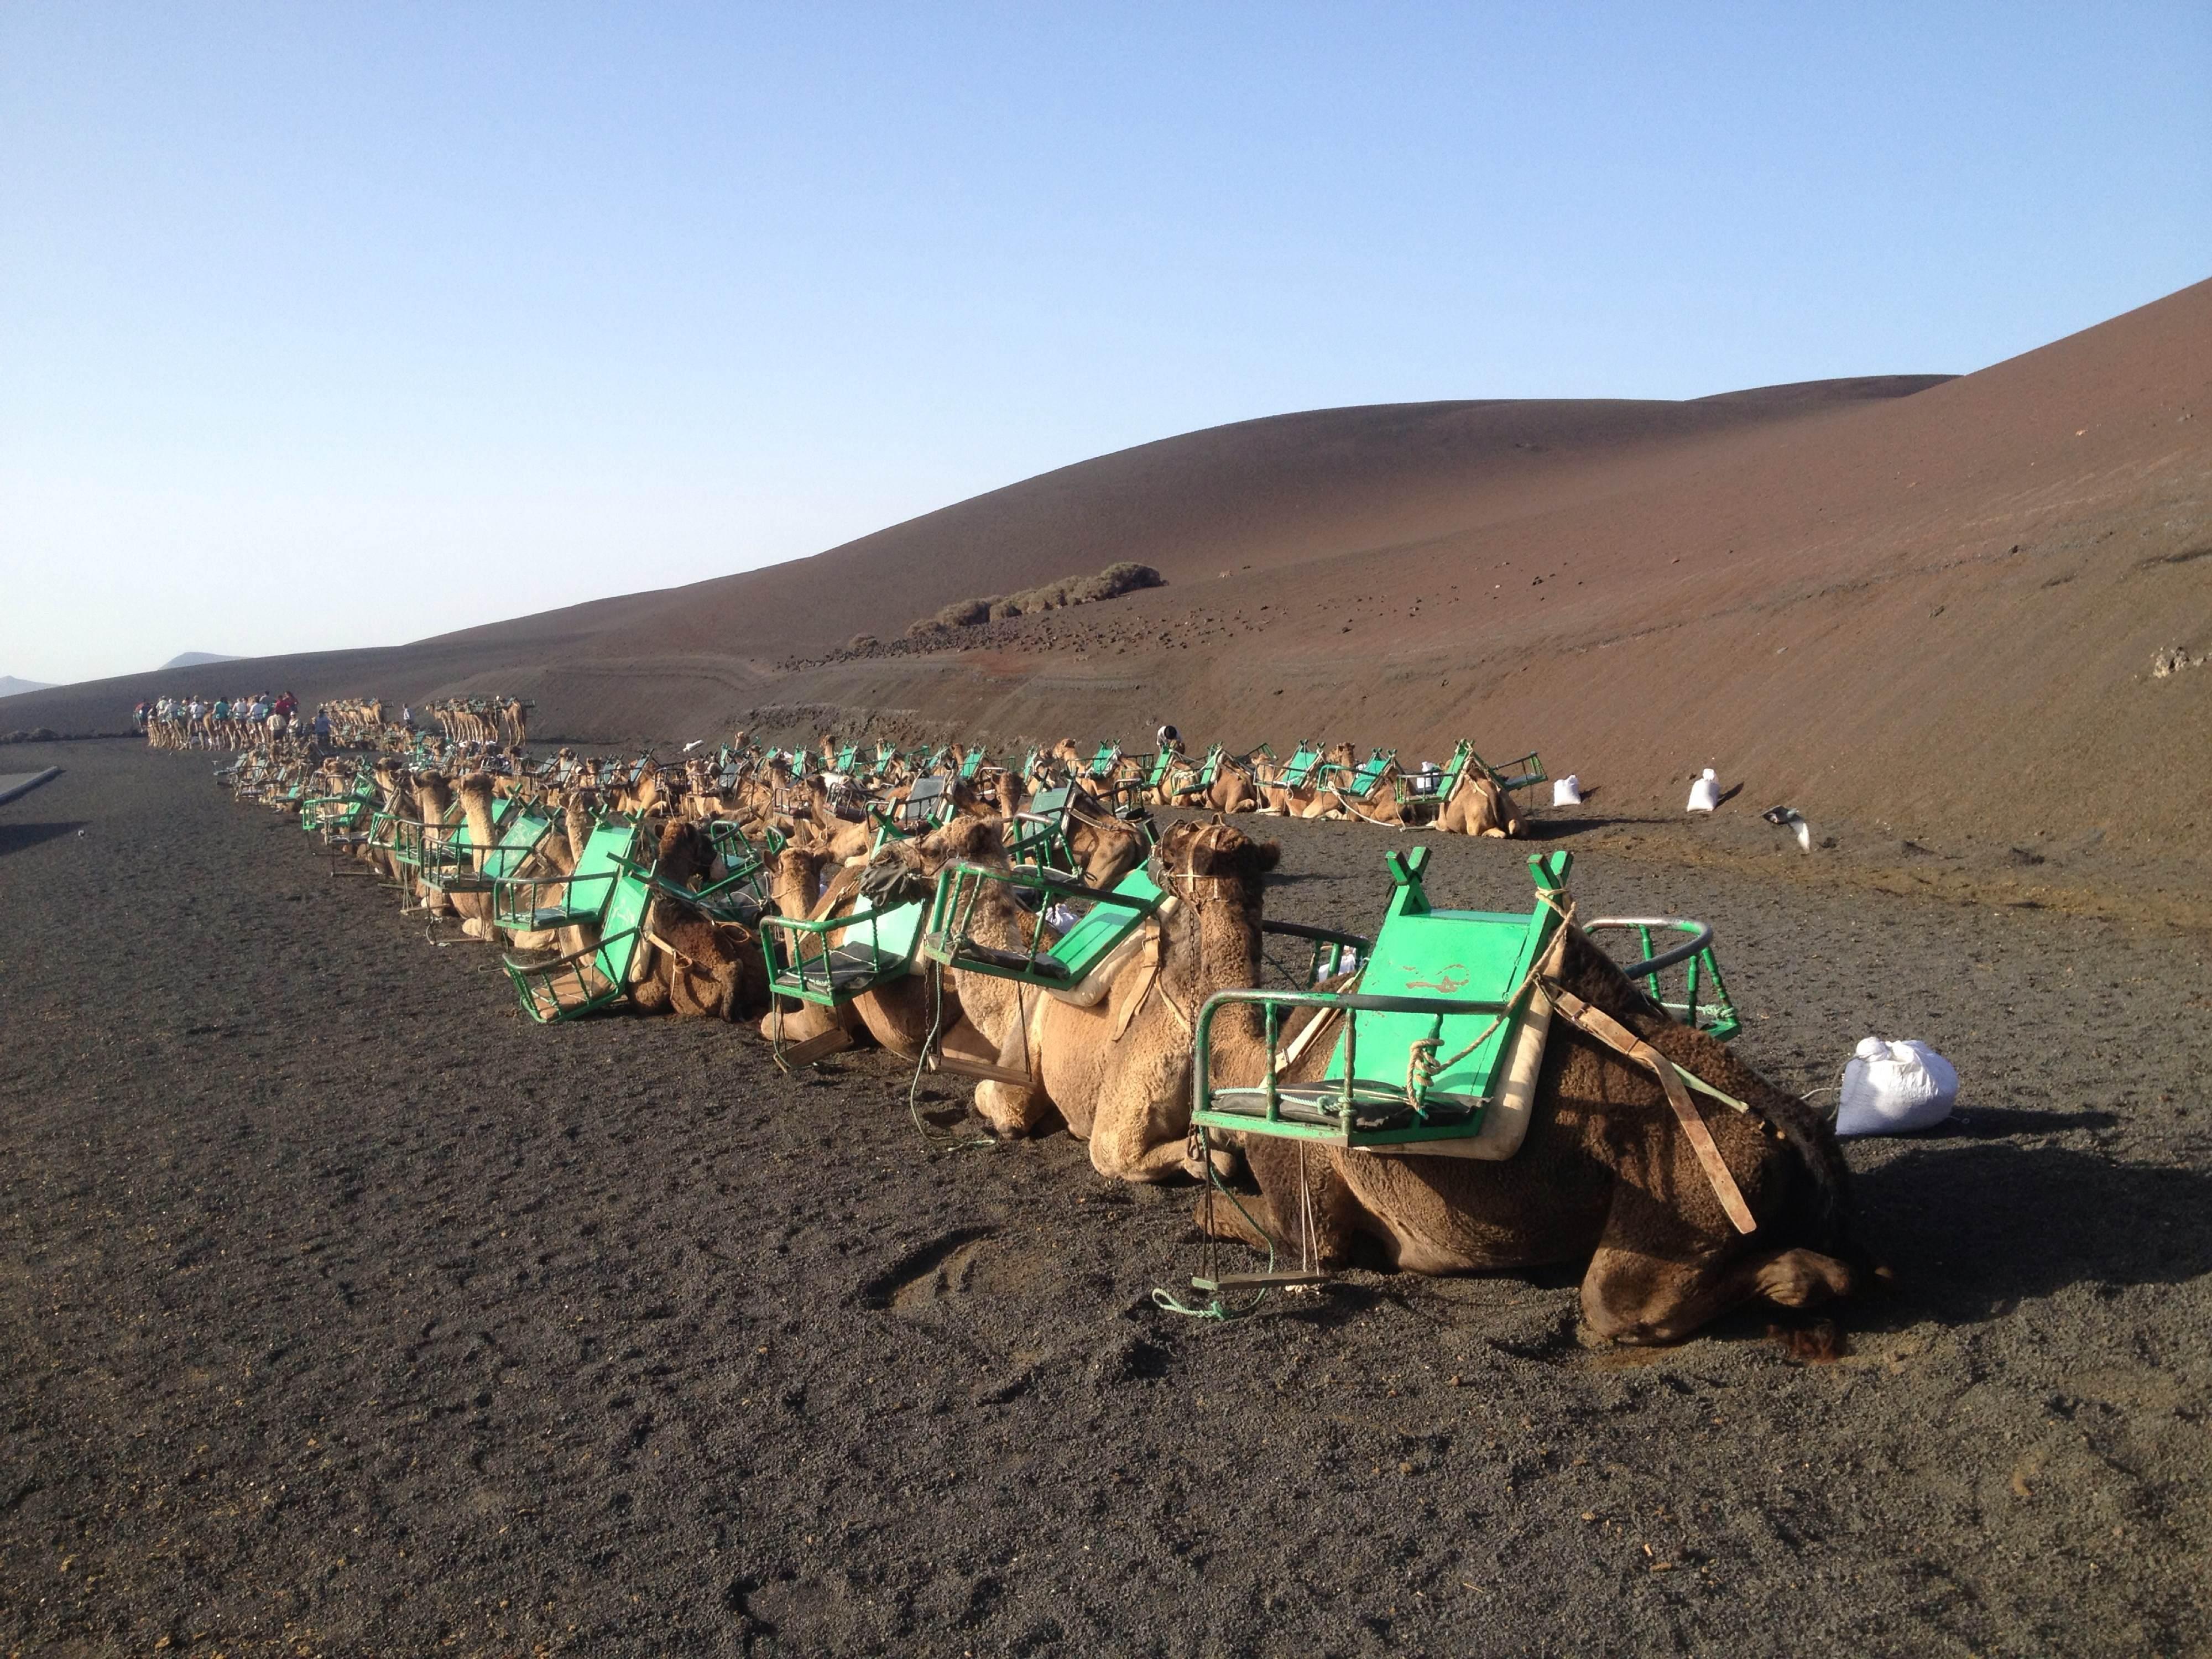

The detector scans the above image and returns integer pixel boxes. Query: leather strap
[1549,988,1758,1235]
[1113,932,1162,1041]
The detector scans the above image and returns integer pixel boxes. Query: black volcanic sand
[5,742,2209,1657]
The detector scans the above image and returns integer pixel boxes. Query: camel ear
[1250,841,1282,873]
[1211,811,1227,826]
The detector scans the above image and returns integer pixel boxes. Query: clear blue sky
[3,3,2206,686]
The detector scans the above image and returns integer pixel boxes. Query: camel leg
[1086,1053,1218,1185]
[1578,1240,1858,1345]
[971,1020,1054,1138]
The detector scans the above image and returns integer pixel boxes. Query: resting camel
[1437,769,1523,837]
[630,821,770,1020]
[1192,754,1262,815]
[1204,922,1862,1343]
[611,760,666,818]
[757,846,865,1052]
[1057,786,1154,888]
[961,818,1282,1183]
[403,771,457,909]
[1260,741,1355,817]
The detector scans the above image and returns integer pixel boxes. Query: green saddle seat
[488,820,637,931]
[1194,849,1571,1149]
[924,864,1161,988]
[763,896,928,1006]
[502,859,655,1022]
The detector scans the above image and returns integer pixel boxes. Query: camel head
[919,814,1008,870]
[456,771,499,847]
[654,818,723,888]
[562,790,599,863]
[768,844,839,919]
[1151,817,1280,910]
[856,837,937,913]
[414,770,455,819]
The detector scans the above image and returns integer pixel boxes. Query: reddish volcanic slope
[16,280,2209,873]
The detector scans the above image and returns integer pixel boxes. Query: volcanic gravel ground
[4,742,2209,1657]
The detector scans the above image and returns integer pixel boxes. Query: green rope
[1150,1130,1279,1322]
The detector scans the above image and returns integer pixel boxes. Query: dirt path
[4,743,2208,1656]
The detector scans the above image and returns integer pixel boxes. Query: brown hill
[17,280,2209,893]
[14,375,1947,733]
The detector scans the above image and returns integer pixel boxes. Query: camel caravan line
[200,711,1870,1345]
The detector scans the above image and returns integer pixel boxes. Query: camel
[828,818,1083,1071]
[961,818,1282,1183]
[611,760,665,819]
[401,771,457,910]
[756,845,867,1053]
[431,774,557,942]
[468,789,594,953]
[1058,786,1153,888]
[1202,922,1861,1343]
[1437,769,1523,837]
[1261,741,1356,817]
[1166,748,1262,814]
[630,821,770,1020]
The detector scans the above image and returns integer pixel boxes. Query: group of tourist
[137,692,330,751]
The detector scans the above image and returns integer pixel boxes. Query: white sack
[1552,774,1583,807]
[1686,768,1720,812]
[1836,1037,1959,1136]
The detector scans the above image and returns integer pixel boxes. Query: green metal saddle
[1192,848,1572,1149]
[1004,785,1079,875]
[488,820,639,933]
[424,806,550,898]
[760,892,929,1006]
[922,863,1162,988]
[1274,742,1324,790]
[502,856,655,1023]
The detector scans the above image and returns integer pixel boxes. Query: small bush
[903,562,1165,645]
[1095,561,1165,596]
[934,597,997,628]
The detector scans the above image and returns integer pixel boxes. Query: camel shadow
[0,820,86,857]
[1851,1142,2212,1325]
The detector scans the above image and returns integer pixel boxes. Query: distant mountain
[160,651,240,670]
[0,675,56,700]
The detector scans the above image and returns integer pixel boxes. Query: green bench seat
[1193,848,1572,1149]
[502,857,655,1022]
[761,895,929,1006]
[923,863,1162,987]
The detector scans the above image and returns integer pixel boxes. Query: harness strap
[1548,988,1758,1235]
[1113,932,1162,1041]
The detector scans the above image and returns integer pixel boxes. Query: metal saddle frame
[500,853,656,1023]
[1193,847,1575,1151]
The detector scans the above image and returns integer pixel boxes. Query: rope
[1150,1129,1278,1322]
[901,960,1000,1154]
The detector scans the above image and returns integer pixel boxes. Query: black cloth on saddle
[857,854,934,911]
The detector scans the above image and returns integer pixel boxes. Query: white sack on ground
[1552,774,1583,806]
[1836,1037,1959,1135]
[1687,768,1721,812]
